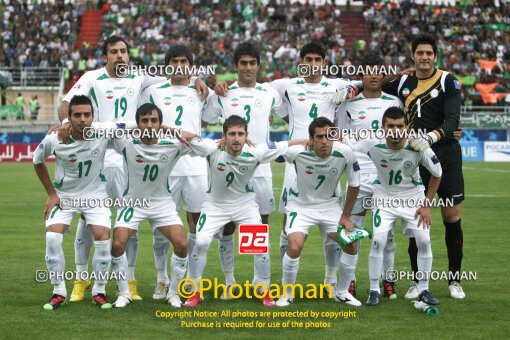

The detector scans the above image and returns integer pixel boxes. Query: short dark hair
[136,103,162,125]
[68,95,93,116]
[309,117,335,138]
[382,106,408,126]
[233,42,260,66]
[165,44,193,66]
[361,53,384,75]
[223,115,248,134]
[102,35,130,56]
[300,42,326,60]
[411,34,437,55]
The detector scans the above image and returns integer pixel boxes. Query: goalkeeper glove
[410,132,439,152]
[331,85,356,105]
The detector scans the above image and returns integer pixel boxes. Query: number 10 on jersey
[238,224,269,254]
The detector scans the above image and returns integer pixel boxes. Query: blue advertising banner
[460,141,485,162]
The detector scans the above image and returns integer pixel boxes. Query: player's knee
[287,242,303,258]
[111,239,126,257]
[343,242,357,255]
[194,237,212,254]
[441,205,461,223]
[173,240,188,258]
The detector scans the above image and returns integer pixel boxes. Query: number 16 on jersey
[238,224,269,254]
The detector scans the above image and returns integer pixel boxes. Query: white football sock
[168,254,188,297]
[382,229,396,281]
[414,230,433,293]
[368,232,387,294]
[281,253,300,300]
[337,252,358,294]
[253,254,271,290]
[323,235,340,285]
[112,253,130,297]
[186,232,196,279]
[126,233,138,280]
[74,218,92,276]
[219,234,235,286]
[189,235,213,291]
[153,231,170,284]
[279,231,288,262]
[46,232,66,297]
[92,239,111,295]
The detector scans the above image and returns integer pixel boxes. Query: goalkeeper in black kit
[383,34,466,300]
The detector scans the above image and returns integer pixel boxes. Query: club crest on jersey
[404,160,413,169]
[217,162,226,171]
[160,155,168,163]
[68,154,77,163]
[163,97,172,105]
[430,89,439,98]
[92,149,100,158]
[297,93,306,102]
[106,90,114,100]
[239,165,248,173]
[358,111,367,120]
[231,98,239,107]
[305,166,314,174]
[402,88,410,97]
[135,155,144,163]
[380,160,389,168]
[329,168,339,175]
[255,99,263,108]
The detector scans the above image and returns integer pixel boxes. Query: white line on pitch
[463,166,510,173]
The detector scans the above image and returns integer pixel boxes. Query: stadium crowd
[0,0,509,104]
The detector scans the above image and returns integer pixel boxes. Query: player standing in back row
[336,54,403,298]
[383,34,465,300]
[141,45,210,300]
[202,42,284,295]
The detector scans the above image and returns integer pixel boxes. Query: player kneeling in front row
[277,117,362,307]
[34,95,113,310]
[184,115,307,307]
[346,107,442,306]
[110,103,194,308]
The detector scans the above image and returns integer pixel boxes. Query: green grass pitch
[0,162,508,339]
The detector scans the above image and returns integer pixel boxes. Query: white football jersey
[284,142,360,209]
[33,133,109,199]
[140,80,208,176]
[348,138,442,197]
[187,138,288,207]
[202,82,283,177]
[270,76,352,139]
[64,67,164,168]
[113,137,192,201]
[337,91,403,173]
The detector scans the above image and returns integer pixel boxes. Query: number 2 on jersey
[114,97,127,118]
[175,105,183,126]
